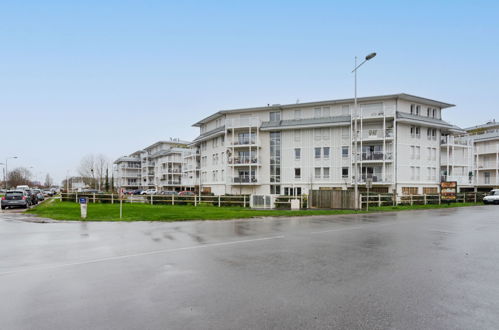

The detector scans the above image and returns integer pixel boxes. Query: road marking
[310,221,397,234]
[0,235,284,277]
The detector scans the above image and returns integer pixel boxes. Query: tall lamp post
[352,52,376,209]
[5,156,18,190]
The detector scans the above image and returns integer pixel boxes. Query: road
[1,206,498,329]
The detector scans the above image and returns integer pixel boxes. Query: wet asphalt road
[1,206,499,330]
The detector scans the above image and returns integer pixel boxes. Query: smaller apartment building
[467,120,499,189]
[114,139,196,191]
[192,93,462,196]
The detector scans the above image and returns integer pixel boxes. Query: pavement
[1,206,499,329]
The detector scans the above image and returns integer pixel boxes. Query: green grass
[26,199,485,222]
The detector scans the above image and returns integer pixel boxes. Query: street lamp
[5,156,18,190]
[351,52,376,209]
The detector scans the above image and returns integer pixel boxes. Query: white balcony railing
[226,117,261,129]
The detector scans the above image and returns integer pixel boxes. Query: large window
[269,111,281,122]
[323,147,330,159]
[323,167,330,179]
[270,132,281,192]
[342,167,349,178]
[342,146,349,157]
[294,168,301,179]
[294,148,301,160]
[315,147,321,159]
[315,168,321,179]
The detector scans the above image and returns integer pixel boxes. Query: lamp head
[365,52,377,61]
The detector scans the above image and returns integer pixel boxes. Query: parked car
[141,189,157,195]
[32,189,45,201]
[131,189,143,195]
[483,189,499,205]
[16,185,30,191]
[26,190,38,205]
[43,189,54,196]
[159,190,178,195]
[1,190,30,209]
[178,191,195,196]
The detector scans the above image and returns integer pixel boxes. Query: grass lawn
[26,200,484,222]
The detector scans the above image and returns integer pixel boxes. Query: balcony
[358,129,394,140]
[232,176,259,184]
[354,105,396,119]
[357,175,393,184]
[226,117,261,129]
[441,175,474,185]
[228,157,259,165]
[361,152,393,161]
[160,179,181,185]
[440,136,470,146]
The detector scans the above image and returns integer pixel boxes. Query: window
[221,152,225,164]
[427,128,432,139]
[322,107,330,117]
[416,146,420,160]
[315,167,321,179]
[221,170,224,181]
[411,166,415,180]
[322,128,330,140]
[294,129,301,142]
[314,107,321,118]
[411,146,415,159]
[427,108,431,117]
[342,127,350,138]
[323,167,330,179]
[410,104,415,114]
[295,168,301,179]
[342,146,349,157]
[323,147,330,159]
[415,127,420,138]
[342,167,349,178]
[416,105,420,115]
[432,129,437,140]
[314,128,321,141]
[212,171,216,182]
[423,187,438,194]
[402,187,418,195]
[427,167,432,180]
[294,148,301,160]
[269,111,281,122]
[427,147,432,160]
[270,185,281,194]
[315,147,321,158]
[432,108,437,118]
[294,110,301,120]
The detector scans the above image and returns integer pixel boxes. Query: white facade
[114,139,197,191]
[192,94,460,196]
[467,121,499,189]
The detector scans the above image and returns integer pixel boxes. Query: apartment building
[114,139,196,191]
[192,93,461,196]
[466,120,499,189]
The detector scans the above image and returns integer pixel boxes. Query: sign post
[440,181,457,204]
[79,197,88,219]
[119,188,124,219]
[366,178,373,211]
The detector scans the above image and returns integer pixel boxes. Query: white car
[483,189,499,205]
[141,189,157,195]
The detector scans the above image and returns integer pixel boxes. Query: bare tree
[94,154,109,191]
[78,154,96,187]
[7,167,33,188]
[44,173,53,188]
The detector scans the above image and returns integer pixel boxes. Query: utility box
[79,197,88,219]
[290,199,300,210]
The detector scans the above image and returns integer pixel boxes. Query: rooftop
[192,93,455,126]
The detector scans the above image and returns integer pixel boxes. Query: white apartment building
[114,138,196,191]
[466,120,499,189]
[192,93,461,196]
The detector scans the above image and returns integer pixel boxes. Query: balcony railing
[226,117,261,128]
[232,176,258,183]
[359,128,394,139]
[230,138,258,146]
[361,152,393,161]
[228,157,258,165]
[358,175,392,183]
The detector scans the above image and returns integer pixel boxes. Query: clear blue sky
[1,0,498,184]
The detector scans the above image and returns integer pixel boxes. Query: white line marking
[0,235,284,277]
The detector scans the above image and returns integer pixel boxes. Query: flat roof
[192,93,455,126]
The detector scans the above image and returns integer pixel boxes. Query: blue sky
[1,0,498,184]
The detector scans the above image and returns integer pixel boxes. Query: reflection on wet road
[1,206,499,329]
